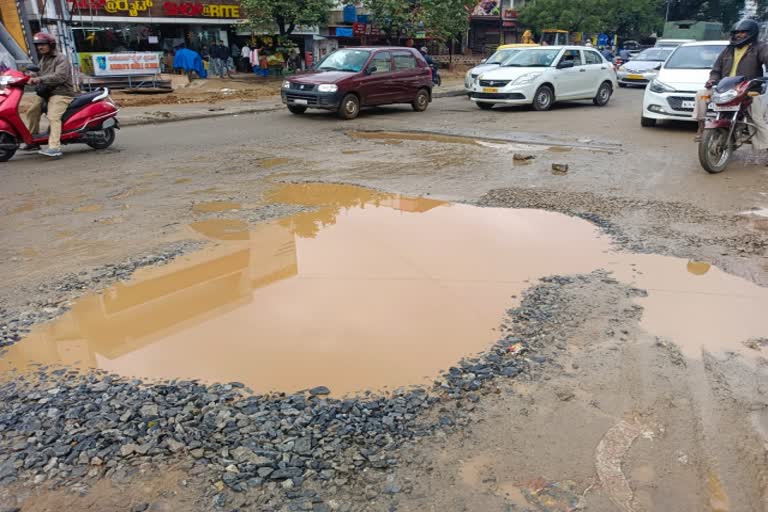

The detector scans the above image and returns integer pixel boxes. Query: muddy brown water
[2,184,767,396]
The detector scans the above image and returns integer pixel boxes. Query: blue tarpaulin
[173,47,207,78]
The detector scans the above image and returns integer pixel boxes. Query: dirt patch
[112,77,281,107]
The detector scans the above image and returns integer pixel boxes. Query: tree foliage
[519,0,663,37]
[667,0,768,27]
[241,0,336,36]
[418,0,475,43]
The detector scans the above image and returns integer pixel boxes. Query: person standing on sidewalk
[211,41,228,78]
[24,32,74,158]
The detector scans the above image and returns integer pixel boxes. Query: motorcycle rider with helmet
[693,19,768,141]
[24,32,75,158]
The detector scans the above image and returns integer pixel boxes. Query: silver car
[617,47,674,87]
[464,48,526,93]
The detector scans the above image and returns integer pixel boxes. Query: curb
[433,89,467,99]
[118,91,465,127]
[119,106,282,127]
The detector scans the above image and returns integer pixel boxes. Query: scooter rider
[694,19,768,142]
[25,32,75,158]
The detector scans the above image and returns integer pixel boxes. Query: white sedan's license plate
[681,100,696,109]
[293,99,308,105]
[714,104,740,111]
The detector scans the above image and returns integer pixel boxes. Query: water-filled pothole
[2,184,767,395]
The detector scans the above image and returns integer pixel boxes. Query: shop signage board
[92,52,160,76]
[72,0,242,18]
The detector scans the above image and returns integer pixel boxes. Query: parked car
[281,47,433,120]
[641,40,728,127]
[464,44,538,93]
[467,46,618,111]
[617,47,674,87]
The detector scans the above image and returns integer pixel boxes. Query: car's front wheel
[287,105,307,115]
[412,88,430,112]
[476,102,494,110]
[593,81,613,106]
[532,85,554,111]
[337,94,360,120]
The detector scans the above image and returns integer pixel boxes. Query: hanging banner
[92,52,160,76]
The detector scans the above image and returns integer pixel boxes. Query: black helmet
[730,19,760,47]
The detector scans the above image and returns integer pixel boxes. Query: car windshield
[634,48,673,61]
[503,49,560,67]
[664,45,726,69]
[317,49,371,72]
[486,49,521,65]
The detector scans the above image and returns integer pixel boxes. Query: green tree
[666,0,768,27]
[519,0,662,38]
[241,0,336,36]
[347,0,419,42]
[419,0,475,47]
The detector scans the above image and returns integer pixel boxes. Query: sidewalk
[117,81,466,127]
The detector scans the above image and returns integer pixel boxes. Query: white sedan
[468,46,618,111]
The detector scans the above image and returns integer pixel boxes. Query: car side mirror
[557,60,574,69]
[366,65,377,75]
[480,58,487,64]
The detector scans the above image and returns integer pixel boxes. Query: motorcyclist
[419,46,439,84]
[24,32,75,158]
[693,19,768,141]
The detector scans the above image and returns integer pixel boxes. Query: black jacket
[710,42,768,82]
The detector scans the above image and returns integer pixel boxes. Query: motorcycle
[0,68,119,162]
[698,75,766,173]
[430,64,442,87]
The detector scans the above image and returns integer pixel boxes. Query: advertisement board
[92,52,160,76]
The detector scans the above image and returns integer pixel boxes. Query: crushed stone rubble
[0,270,640,510]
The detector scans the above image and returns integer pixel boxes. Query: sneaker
[38,148,63,158]
[21,144,41,151]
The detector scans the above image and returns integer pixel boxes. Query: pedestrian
[600,46,614,61]
[211,40,228,78]
[619,46,631,61]
[230,41,240,71]
[24,32,74,158]
[241,43,252,72]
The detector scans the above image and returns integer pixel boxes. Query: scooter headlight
[713,89,738,104]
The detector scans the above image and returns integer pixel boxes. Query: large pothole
[2,183,767,396]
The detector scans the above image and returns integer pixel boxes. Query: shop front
[468,0,520,54]
[70,0,243,73]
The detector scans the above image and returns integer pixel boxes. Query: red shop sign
[164,1,205,16]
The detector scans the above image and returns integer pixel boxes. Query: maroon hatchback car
[281,47,433,120]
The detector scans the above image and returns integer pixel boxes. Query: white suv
[468,46,618,111]
[641,40,728,127]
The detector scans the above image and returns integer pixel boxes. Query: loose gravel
[0,270,639,511]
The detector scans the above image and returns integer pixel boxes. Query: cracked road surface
[2,89,768,511]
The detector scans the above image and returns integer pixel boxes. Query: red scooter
[0,68,119,162]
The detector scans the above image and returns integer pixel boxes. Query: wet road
[3,87,768,512]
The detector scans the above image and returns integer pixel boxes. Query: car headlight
[282,80,291,89]
[713,89,738,103]
[649,79,675,93]
[512,73,541,85]
[318,84,338,93]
